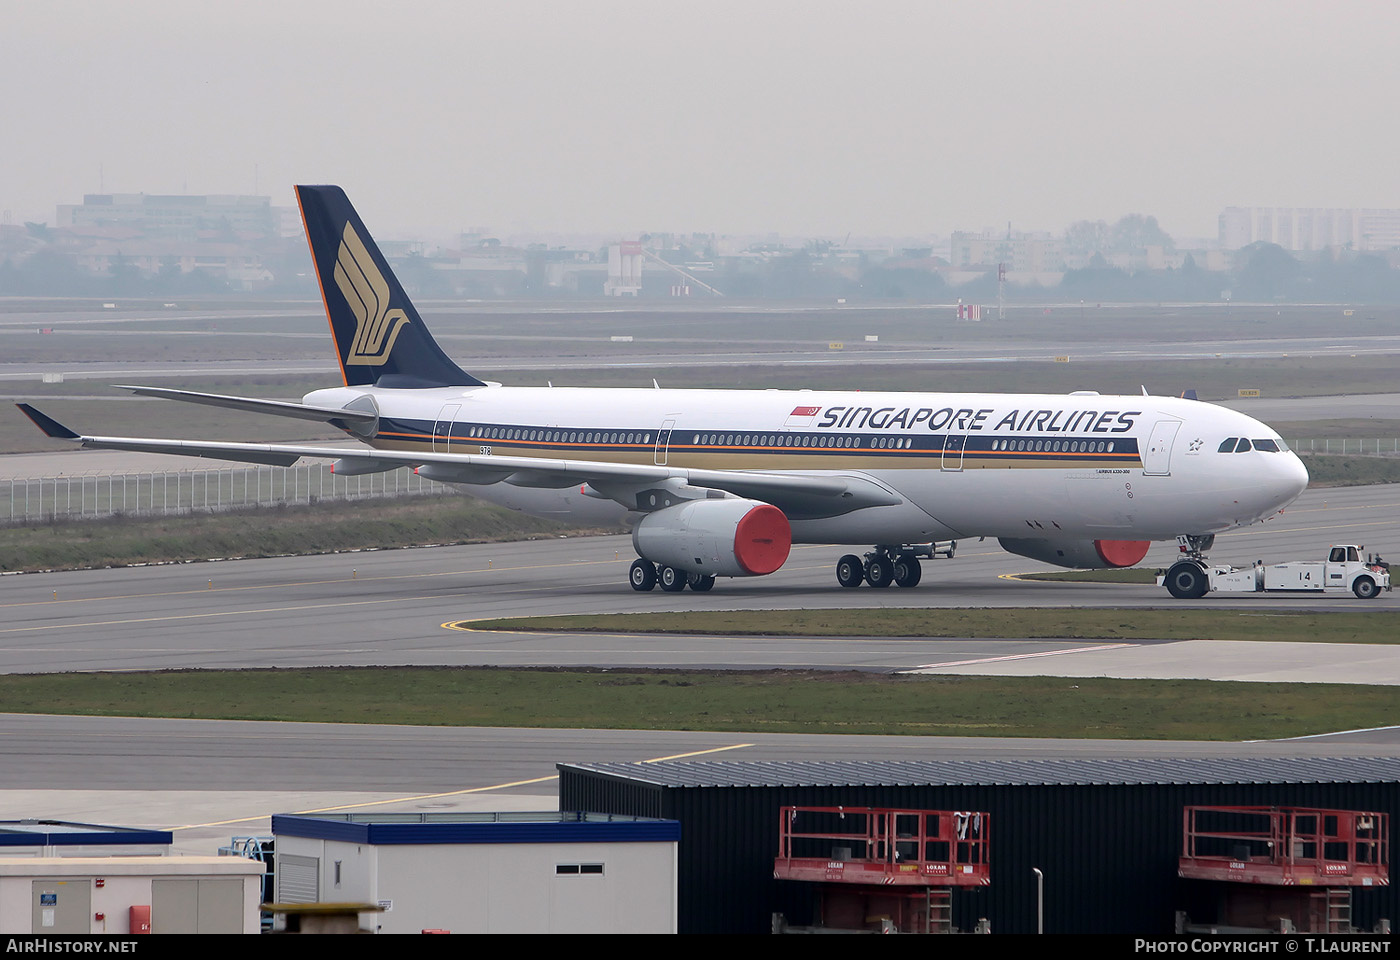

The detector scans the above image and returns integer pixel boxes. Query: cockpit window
[1218,437,1289,453]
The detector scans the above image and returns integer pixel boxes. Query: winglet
[15,404,80,440]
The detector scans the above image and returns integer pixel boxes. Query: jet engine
[998,537,1150,569]
[632,498,791,578]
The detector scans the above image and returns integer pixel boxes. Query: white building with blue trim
[272,811,680,934]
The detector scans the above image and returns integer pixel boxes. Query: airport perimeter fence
[2,462,458,524]
[1291,438,1400,455]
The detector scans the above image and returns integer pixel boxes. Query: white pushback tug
[1159,541,1391,599]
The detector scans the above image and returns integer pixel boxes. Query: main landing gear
[837,543,953,589]
[628,541,955,593]
[629,559,715,593]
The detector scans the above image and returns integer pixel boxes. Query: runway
[8,334,1400,381]
[5,302,1400,383]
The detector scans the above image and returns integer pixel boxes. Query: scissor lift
[1177,806,1388,934]
[772,806,989,934]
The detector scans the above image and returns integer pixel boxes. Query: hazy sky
[3,0,1396,240]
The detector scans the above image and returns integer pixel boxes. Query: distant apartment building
[41,193,306,291]
[1218,207,1400,252]
[949,230,1063,273]
[72,242,272,288]
[56,193,297,241]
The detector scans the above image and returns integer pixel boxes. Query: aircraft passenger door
[1142,420,1181,476]
[941,431,968,472]
[654,419,676,465]
[434,403,461,453]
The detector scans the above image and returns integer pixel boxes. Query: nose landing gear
[1163,533,1216,600]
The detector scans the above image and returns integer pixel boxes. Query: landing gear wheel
[1164,561,1208,600]
[688,573,716,592]
[1353,575,1379,600]
[659,565,687,592]
[893,556,922,588]
[629,559,657,592]
[866,557,894,589]
[836,555,865,589]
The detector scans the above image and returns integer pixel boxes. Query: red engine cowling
[998,537,1150,569]
[632,498,791,578]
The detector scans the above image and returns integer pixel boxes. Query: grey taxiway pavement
[2,484,1398,851]
[2,484,1397,679]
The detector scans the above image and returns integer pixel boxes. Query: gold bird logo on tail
[333,222,410,365]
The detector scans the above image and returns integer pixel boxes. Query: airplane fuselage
[306,383,1309,546]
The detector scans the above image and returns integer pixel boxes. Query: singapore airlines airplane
[18,185,1309,597]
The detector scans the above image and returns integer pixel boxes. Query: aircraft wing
[16,405,901,519]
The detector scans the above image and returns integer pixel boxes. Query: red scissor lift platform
[1178,806,1388,934]
[773,806,989,934]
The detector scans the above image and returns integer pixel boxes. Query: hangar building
[559,756,1399,935]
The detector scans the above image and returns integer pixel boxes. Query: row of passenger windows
[470,426,652,445]
[1218,437,1286,453]
[991,439,1116,453]
[470,428,894,449]
[692,434,872,448]
[464,426,1117,453]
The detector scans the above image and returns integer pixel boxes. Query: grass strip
[0,496,603,573]
[1271,419,1400,441]
[465,608,1400,644]
[0,666,1394,741]
[1299,454,1400,486]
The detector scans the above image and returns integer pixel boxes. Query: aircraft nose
[1234,452,1307,524]
[1267,452,1310,509]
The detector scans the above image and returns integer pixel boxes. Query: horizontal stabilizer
[116,385,378,424]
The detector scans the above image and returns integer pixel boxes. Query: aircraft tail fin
[295,185,484,389]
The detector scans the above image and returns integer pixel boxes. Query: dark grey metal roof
[560,756,1400,788]
[0,820,172,846]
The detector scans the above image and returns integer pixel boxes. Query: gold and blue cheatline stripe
[362,417,1142,468]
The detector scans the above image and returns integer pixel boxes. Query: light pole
[1032,867,1044,933]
